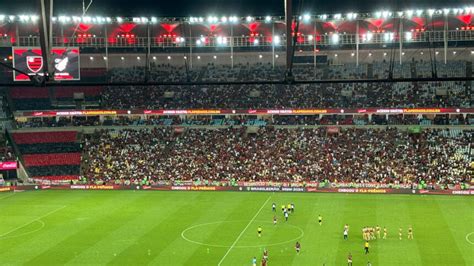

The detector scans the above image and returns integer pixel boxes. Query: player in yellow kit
[408,227,413,239]
[399,228,403,240]
[383,227,387,239]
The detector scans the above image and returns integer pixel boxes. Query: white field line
[217,196,272,266]
[0,205,66,238]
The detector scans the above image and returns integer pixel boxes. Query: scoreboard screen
[12,47,80,81]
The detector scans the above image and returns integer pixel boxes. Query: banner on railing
[0,161,18,170]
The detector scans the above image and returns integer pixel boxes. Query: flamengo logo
[26,56,43,73]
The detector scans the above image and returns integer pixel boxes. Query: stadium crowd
[80,127,473,188]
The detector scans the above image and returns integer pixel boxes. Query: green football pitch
[0,190,472,265]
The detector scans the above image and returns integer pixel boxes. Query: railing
[3,30,474,48]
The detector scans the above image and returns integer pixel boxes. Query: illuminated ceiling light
[383,32,394,42]
[375,11,382,18]
[308,35,314,41]
[303,14,311,22]
[120,56,125,60]
[443,8,450,15]
[30,15,39,22]
[405,31,412,41]
[221,16,227,23]
[334,14,342,20]
[117,17,123,23]
[382,11,391,18]
[265,16,272,23]
[213,55,217,59]
[151,17,158,23]
[106,17,112,23]
[246,16,253,22]
[137,56,141,60]
[0,15,5,21]
[427,9,435,16]
[405,10,414,17]
[19,15,30,22]
[321,14,328,20]
[82,16,92,23]
[229,16,238,23]
[465,7,472,14]
[416,10,423,16]
[89,56,94,60]
[273,35,281,45]
[167,56,171,60]
[259,54,263,59]
[331,33,339,44]
[253,39,259,45]
[397,11,403,17]
[8,15,15,21]
[347,13,357,20]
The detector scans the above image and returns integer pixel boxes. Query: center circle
[181,220,304,248]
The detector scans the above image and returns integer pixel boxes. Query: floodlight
[265,16,271,22]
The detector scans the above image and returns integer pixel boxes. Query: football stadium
[0,0,473,265]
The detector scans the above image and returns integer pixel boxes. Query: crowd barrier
[0,185,472,196]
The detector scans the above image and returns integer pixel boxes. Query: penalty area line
[0,205,66,238]
[217,195,272,266]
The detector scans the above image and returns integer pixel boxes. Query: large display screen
[12,47,80,81]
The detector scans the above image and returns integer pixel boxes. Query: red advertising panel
[13,47,80,81]
[0,161,18,170]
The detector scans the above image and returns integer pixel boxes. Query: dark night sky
[0,0,471,17]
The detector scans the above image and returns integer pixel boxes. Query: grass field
[0,190,472,265]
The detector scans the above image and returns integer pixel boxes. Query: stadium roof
[2,0,473,17]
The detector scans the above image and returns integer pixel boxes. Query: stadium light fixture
[120,56,125,60]
[308,35,314,41]
[453,51,456,55]
[253,39,259,45]
[167,56,171,60]
[213,55,217,59]
[383,52,387,56]
[83,16,92,23]
[375,11,382,18]
[303,14,311,22]
[334,14,342,20]
[334,54,338,57]
[152,56,156,60]
[184,56,187,59]
[221,16,228,23]
[246,16,253,22]
[229,16,238,23]
[405,10,414,18]
[347,13,357,20]
[8,15,15,22]
[106,17,112,23]
[331,33,339,44]
[19,15,31,22]
[151,17,158,23]
[265,16,272,23]
[471,51,474,55]
[89,56,94,60]
[275,54,279,58]
[321,14,328,20]
[368,53,372,56]
[435,51,439,55]
[197,55,201,59]
[351,52,355,57]
[416,10,423,16]
[137,56,141,60]
[382,11,391,18]
[273,35,281,45]
[216,36,227,45]
[397,11,403,17]
[443,9,450,15]
[133,17,141,23]
[259,54,263,59]
[116,17,123,23]
[0,15,4,21]
[427,9,435,16]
